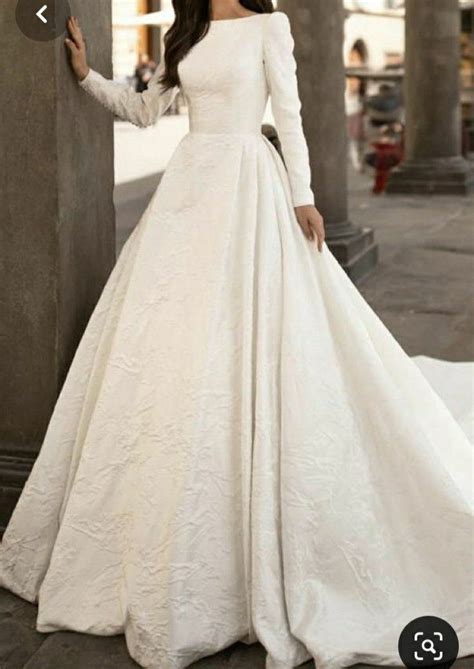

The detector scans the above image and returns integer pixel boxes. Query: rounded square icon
[399,616,459,669]
[16,0,71,42]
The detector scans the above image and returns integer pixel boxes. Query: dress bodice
[178,16,268,136]
[79,12,315,208]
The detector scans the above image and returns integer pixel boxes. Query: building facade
[112,0,167,80]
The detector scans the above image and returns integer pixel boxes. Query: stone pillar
[149,0,163,65]
[388,0,474,194]
[278,0,378,281]
[0,0,115,530]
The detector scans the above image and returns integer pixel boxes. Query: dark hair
[160,0,274,90]
[351,39,369,64]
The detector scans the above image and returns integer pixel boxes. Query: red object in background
[371,140,404,194]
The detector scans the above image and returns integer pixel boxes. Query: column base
[387,156,474,195]
[0,447,37,538]
[326,225,378,283]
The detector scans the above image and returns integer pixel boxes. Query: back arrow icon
[36,4,48,23]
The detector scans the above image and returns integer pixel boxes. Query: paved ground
[1,125,473,668]
[349,168,474,361]
[1,585,473,668]
[1,572,474,669]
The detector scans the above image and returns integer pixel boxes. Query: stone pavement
[1,154,473,667]
[349,167,474,361]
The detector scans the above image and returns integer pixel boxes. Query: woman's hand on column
[65,16,90,82]
[295,205,326,253]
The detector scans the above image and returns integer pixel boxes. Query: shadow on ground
[1,587,473,668]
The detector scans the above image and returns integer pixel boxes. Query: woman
[345,40,368,173]
[0,1,472,668]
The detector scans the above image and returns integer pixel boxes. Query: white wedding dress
[0,12,472,669]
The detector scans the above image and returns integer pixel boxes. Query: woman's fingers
[64,37,77,54]
[310,218,325,253]
[67,17,77,36]
[317,226,325,252]
[66,18,78,47]
[65,16,89,81]
[67,16,85,48]
[296,212,313,240]
[295,206,326,251]
[304,209,325,253]
[316,230,324,253]
[302,220,314,241]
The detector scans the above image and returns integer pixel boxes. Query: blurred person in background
[134,52,157,93]
[345,39,368,172]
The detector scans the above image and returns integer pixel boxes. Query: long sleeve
[263,12,315,208]
[78,63,179,129]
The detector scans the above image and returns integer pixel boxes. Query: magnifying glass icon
[422,639,437,654]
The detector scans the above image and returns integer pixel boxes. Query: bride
[0,1,472,668]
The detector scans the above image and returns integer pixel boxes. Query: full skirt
[0,133,473,669]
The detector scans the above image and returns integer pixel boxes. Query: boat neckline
[210,13,264,23]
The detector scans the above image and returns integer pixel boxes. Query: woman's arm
[65,17,178,128]
[263,12,325,251]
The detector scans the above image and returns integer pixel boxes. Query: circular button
[399,616,459,669]
[16,0,71,42]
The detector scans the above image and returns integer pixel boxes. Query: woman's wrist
[77,66,90,82]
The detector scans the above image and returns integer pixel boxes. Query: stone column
[278,0,378,281]
[149,0,163,64]
[388,0,474,194]
[0,0,115,531]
